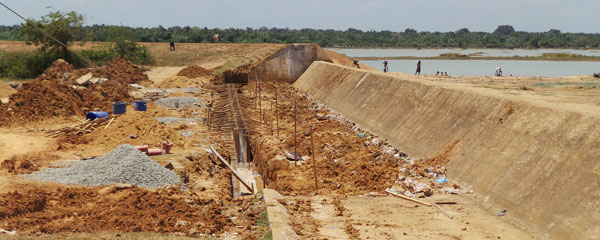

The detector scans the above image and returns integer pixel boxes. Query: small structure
[249,44,332,83]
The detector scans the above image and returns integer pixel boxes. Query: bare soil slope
[295,61,600,240]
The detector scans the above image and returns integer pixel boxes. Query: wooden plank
[209,145,254,194]
[435,201,457,205]
[104,117,115,129]
[432,203,454,219]
[385,189,432,207]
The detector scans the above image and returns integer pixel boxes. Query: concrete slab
[263,189,300,240]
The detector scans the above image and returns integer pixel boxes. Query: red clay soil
[278,198,320,237]
[0,186,245,235]
[0,154,268,238]
[177,65,212,78]
[421,140,459,167]
[56,105,186,153]
[0,58,149,126]
[90,56,150,85]
[0,152,60,174]
[248,82,399,196]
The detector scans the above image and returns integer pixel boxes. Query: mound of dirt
[0,58,149,126]
[41,59,74,79]
[177,65,211,78]
[0,186,257,235]
[90,57,150,84]
[58,106,187,154]
[0,152,269,237]
[214,63,252,84]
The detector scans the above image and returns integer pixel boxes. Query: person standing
[383,60,388,73]
[353,59,360,69]
[169,40,175,51]
[415,60,421,75]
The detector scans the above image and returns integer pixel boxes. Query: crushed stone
[155,117,198,124]
[26,144,181,188]
[154,97,206,109]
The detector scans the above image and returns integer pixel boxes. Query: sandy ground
[0,43,569,239]
[145,67,183,84]
[0,53,271,238]
[390,72,600,117]
[280,194,539,240]
[242,79,543,239]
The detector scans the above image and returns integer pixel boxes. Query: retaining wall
[250,44,331,83]
[293,61,600,240]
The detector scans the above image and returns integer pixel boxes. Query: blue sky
[0,0,598,33]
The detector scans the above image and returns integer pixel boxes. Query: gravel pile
[154,97,206,109]
[155,117,198,124]
[143,87,201,94]
[27,144,181,188]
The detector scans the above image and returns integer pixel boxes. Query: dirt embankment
[323,49,376,71]
[177,65,211,78]
[0,57,148,126]
[246,82,402,196]
[293,61,600,240]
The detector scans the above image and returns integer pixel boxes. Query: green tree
[493,25,515,35]
[20,10,85,58]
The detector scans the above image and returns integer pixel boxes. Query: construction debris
[45,117,112,138]
[385,189,432,207]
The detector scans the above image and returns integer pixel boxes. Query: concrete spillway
[293,61,600,240]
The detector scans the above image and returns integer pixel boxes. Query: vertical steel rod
[276,88,279,140]
[294,99,297,165]
[311,126,318,193]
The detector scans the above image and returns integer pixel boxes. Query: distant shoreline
[326,47,600,50]
[355,55,600,62]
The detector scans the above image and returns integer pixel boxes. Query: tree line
[1,24,599,49]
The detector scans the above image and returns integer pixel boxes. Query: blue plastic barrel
[133,100,147,111]
[85,111,108,121]
[113,102,127,114]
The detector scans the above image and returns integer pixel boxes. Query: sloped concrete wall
[250,44,332,83]
[293,61,600,240]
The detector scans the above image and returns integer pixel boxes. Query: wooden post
[259,79,262,123]
[294,99,297,165]
[276,88,279,140]
[311,126,318,193]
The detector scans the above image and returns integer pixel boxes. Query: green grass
[532,81,600,88]
[256,210,272,240]
[258,231,273,240]
[257,210,269,227]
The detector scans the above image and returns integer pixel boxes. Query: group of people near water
[352,59,472,77]
[384,60,449,77]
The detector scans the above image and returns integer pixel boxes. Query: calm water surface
[362,59,600,77]
[325,48,600,77]
[326,48,600,58]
